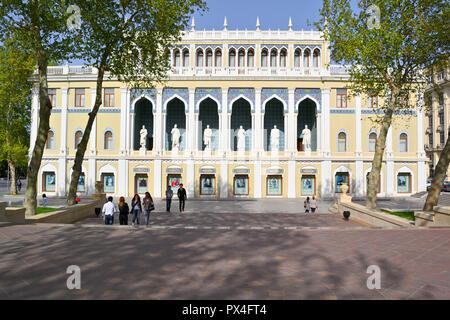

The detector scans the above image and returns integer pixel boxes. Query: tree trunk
[8,160,17,195]
[25,9,52,216]
[67,60,107,205]
[366,108,394,209]
[423,127,450,211]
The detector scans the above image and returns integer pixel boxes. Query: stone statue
[203,124,213,151]
[270,125,280,151]
[302,125,311,151]
[237,125,246,152]
[140,125,148,149]
[171,124,181,150]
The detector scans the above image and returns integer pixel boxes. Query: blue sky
[192,0,324,31]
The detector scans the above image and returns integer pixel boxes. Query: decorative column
[417,90,426,191]
[255,88,262,152]
[220,88,229,154]
[155,88,163,153]
[125,90,131,153]
[254,160,262,198]
[60,88,69,155]
[118,159,127,196]
[321,88,331,156]
[188,87,196,154]
[88,88,97,195]
[187,160,195,197]
[355,93,364,196]
[154,159,162,198]
[120,87,128,155]
[386,126,395,196]
[284,113,288,152]
[321,160,332,198]
[288,88,296,152]
[288,160,296,198]
[58,87,69,196]
[220,161,228,198]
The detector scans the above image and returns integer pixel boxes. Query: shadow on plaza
[0,219,435,300]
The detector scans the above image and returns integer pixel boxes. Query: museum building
[32,22,428,199]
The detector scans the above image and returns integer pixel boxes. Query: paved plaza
[0,212,449,299]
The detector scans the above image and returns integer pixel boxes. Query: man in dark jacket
[177,184,187,212]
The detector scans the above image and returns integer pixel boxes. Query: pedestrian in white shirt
[310,196,318,213]
[102,196,117,225]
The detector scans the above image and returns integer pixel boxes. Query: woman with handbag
[143,192,155,226]
[118,196,130,225]
[131,194,142,226]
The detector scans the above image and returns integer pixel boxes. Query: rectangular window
[43,172,56,192]
[135,174,148,194]
[48,89,57,107]
[102,173,115,193]
[75,88,85,107]
[441,130,445,145]
[301,175,316,196]
[200,175,216,195]
[234,175,249,195]
[261,54,267,67]
[368,94,378,108]
[267,175,282,196]
[399,135,408,152]
[104,88,115,107]
[439,112,444,125]
[336,89,347,108]
[77,173,85,192]
[335,173,349,193]
[337,134,347,152]
[429,133,433,146]
[167,174,182,195]
[369,135,377,152]
[399,92,408,107]
[397,173,411,193]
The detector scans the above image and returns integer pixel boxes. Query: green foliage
[36,207,59,214]
[75,0,207,88]
[0,33,34,171]
[317,0,450,108]
[381,209,415,221]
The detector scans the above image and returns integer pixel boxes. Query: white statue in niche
[270,125,280,152]
[140,125,148,150]
[171,124,181,150]
[302,125,311,151]
[237,125,246,152]
[203,124,213,151]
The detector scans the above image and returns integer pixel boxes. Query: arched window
[294,49,301,68]
[46,130,55,150]
[247,49,254,67]
[229,49,236,67]
[104,130,113,150]
[182,49,189,67]
[399,133,408,152]
[74,130,83,149]
[238,49,245,67]
[205,49,213,67]
[261,49,268,67]
[279,49,287,67]
[173,50,180,67]
[369,132,377,152]
[196,50,204,67]
[270,49,277,67]
[313,49,320,67]
[303,49,311,68]
[368,94,378,108]
[214,49,222,67]
[337,132,347,152]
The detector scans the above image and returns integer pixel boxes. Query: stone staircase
[328,202,339,214]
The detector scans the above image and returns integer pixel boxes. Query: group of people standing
[101,184,188,226]
[303,196,318,213]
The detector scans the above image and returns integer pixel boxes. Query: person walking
[131,194,142,226]
[16,179,22,192]
[177,183,187,212]
[142,192,154,226]
[102,196,117,225]
[304,196,311,213]
[42,194,48,207]
[118,196,130,225]
[310,196,318,213]
[166,185,173,212]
